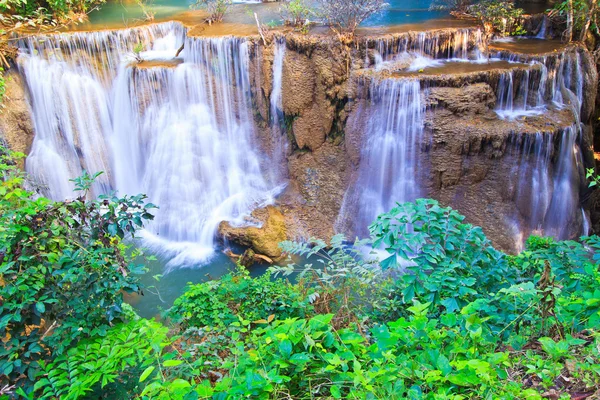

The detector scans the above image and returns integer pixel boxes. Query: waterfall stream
[339,40,588,248]
[269,36,288,176]
[337,79,424,236]
[17,23,280,269]
[12,23,592,267]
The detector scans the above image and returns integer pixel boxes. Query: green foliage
[370,199,511,318]
[587,167,600,187]
[273,234,381,325]
[4,177,600,400]
[550,0,599,40]
[469,0,525,36]
[0,0,105,23]
[280,0,313,28]
[0,147,156,393]
[32,318,168,400]
[191,0,232,23]
[169,267,310,329]
[0,67,5,104]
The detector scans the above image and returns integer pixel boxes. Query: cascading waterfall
[341,45,588,247]
[535,16,548,39]
[367,28,485,71]
[494,67,546,119]
[17,23,280,269]
[497,49,587,242]
[19,22,185,198]
[509,132,553,236]
[336,79,424,235]
[269,37,288,172]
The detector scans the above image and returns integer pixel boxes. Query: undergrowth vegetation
[1,146,600,399]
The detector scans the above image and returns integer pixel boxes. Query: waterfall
[17,23,279,269]
[337,79,424,235]
[502,49,587,243]
[269,37,288,172]
[494,66,546,119]
[368,28,485,71]
[510,133,553,236]
[535,16,548,39]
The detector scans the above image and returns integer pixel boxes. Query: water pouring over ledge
[12,21,594,267]
[17,22,283,270]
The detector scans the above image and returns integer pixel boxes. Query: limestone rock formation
[0,71,34,167]
[219,206,288,260]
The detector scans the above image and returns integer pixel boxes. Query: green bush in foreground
[1,143,599,399]
[169,268,311,329]
[0,148,156,395]
[27,201,600,399]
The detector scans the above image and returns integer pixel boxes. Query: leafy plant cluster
[0,67,5,104]
[280,0,313,29]
[468,0,526,36]
[191,0,232,24]
[0,147,156,396]
[550,0,598,42]
[169,268,311,329]
[0,0,105,27]
[12,200,598,399]
[2,141,600,399]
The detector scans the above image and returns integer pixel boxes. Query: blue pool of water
[87,0,450,29]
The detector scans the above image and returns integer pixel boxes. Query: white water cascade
[535,16,548,39]
[509,133,553,236]
[17,23,280,269]
[368,28,486,72]
[498,50,587,242]
[269,37,288,173]
[337,79,424,235]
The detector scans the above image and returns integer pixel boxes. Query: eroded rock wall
[0,70,34,168]
[249,33,598,252]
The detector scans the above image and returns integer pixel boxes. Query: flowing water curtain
[17,22,186,199]
[497,49,587,242]
[17,25,280,268]
[268,35,289,181]
[133,37,279,268]
[366,28,485,71]
[337,78,424,237]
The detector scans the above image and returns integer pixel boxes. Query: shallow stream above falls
[5,5,596,316]
[83,0,455,31]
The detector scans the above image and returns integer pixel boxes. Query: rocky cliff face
[248,31,598,253]
[0,71,34,168]
[3,23,599,256]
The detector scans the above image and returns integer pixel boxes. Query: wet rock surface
[6,25,600,255]
[219,206,288,260]
[0,71,34,167]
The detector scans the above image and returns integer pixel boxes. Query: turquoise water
[86,0,549,30]
[86,0,451,29]
[364,0,448,26]
[131,242,270,319]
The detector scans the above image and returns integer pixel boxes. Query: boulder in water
[219,206,288,260]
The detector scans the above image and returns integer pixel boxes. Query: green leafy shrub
[0,148,156,393]
[32,318,168,400]
[370,199,512,319]
[0,68,5,104]
[469,0,525,35]
[280,0,313,28]
[4,187,600,399]
[272,234,382,327]
[169,267,310,329]
[191,0,231,23]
